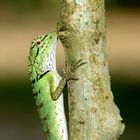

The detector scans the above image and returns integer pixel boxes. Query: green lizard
[28,32,86,140]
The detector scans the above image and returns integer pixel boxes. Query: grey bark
[57,0,125,139]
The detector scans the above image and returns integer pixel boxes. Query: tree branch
[58,0,125,139]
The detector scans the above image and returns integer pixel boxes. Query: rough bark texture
[57,0,125,139]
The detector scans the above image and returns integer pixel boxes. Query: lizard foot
[63,59,87,81]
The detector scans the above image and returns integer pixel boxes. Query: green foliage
[105,0,119,8]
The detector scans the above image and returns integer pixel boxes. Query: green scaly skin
[28,32,68,140]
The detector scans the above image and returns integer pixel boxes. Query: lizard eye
[36,41,41,46]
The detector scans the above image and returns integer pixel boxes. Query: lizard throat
[45,48,56,72]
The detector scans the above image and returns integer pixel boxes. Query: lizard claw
[74,59,87,70]
[63,59,87,81]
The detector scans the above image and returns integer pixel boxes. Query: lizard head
[28,32,57,81]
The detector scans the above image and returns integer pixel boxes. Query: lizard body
[28,32,68,140]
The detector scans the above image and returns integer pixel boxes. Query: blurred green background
[0,0,140,139]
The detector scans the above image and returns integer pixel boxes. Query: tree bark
[57,0,125,139]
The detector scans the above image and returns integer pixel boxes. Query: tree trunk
[57,0,125,139]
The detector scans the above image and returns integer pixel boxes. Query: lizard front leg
[51,59,87,101]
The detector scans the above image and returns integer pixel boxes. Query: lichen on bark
[57,0,125,139]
